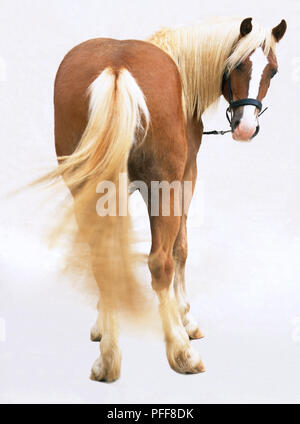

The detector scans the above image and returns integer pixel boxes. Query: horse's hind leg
[149,214,205,374]
[72,201,121,382]
[89,253,122,382]
[173,216,204,340]
[72,202,103,344]
[90,305,121,382]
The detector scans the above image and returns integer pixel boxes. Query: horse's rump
[54,38,184,158]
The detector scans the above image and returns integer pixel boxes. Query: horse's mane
[149,17,276,120]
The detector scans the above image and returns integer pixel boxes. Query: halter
[203,74,268,137]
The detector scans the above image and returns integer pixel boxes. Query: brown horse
[49,17,286,382]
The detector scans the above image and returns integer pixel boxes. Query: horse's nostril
[232,119,240,131]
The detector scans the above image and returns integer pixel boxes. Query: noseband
[203,74,268,137]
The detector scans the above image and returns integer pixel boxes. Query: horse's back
[54,38,183,157]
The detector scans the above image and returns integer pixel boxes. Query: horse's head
[222,18,287,142]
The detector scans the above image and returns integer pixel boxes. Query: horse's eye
[270,69,278,79]
[236,63,243,71]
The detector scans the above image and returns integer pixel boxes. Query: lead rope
[203,106,268,136]
[203,129,232,135]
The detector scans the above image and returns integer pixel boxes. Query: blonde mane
[149,17,276,120]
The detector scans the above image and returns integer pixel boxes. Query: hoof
[168,345,205,375]
[90,356,121,383]
[187,326,205,340]
[184,316,204,340]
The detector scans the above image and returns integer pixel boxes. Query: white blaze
[242,48,268,126]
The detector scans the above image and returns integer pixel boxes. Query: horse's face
[223,18,287,142]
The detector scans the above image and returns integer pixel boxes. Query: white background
[0,0,299,404]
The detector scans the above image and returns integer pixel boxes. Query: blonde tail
[48,68,150,316]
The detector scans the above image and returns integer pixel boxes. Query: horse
[47,16,286,382]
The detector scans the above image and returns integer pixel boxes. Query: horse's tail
[51,67,149,190]
[44,67,150,315]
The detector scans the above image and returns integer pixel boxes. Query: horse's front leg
[173,215,204,340]
[173,119,204,340]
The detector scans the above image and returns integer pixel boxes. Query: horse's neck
[149,26,230,119]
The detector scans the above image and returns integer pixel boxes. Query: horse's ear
[272,20,287,42]
[240,18,253,37]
